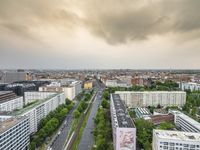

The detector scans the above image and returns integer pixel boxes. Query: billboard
[116,128,136,150]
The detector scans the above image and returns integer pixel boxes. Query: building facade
[110,94,136,150]
[106,79,132,88]
[0,91,23,112]
[115,91,186,108]
[179,82,200,91]
[153,130,200,150]
[39,80,82,100]
[0,92,65,134]
[169,110,200,133]
[24,91,55,105]
[84,81,93,90]
[0,117,30,150]
[1,71,27,83]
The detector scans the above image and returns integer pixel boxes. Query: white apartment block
[24,91,55,105]
[115,91,186,108]
[0,117,30,150]
[0,92,65,134]
[0,91,23,112]
[179,82,200,91]
[106,80,131,88]
[39,80,82,100]
[169,110,200,133]
[110,94,136,150]
[0,96,23,112]
[153,130,200,150]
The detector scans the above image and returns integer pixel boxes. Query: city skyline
[0,0,200,69]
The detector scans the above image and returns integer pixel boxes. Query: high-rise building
[115,91,186,108]
[2,71,28,83]
[110,94,136,150]
[153,130,200,150]
[179,82,200,91]
[169,110,200,133]
[0,91,23,112]
[0,92,65,134]
[0,117,30,150]
[105,79,131,88]
[39,80,82,100]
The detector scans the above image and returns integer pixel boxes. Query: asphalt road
[78,89,103,150]
[50,101,80,150]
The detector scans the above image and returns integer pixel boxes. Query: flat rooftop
[115,91,186,94]
[111,94,135,128]
[172,110,200,131]
[154,129,200,142]
[12,93,58,116]
[0,91,20,104]
[0,117,27,134]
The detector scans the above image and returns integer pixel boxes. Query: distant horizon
[1,68,200,71]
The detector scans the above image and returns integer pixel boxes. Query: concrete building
[169,110,200,133]
[105,79,132,88]
[0,91,23,112]
[0,117,30,150]
[179,82,200,91]
[39,80,82,100]
[0,92,65,134]
[115,91,186,108]
[153,130,200,150]
[3,81,50,96]
[84,81,93,90]
[24,91,55,105]
[1,71,28,83]
[110,94,136,150]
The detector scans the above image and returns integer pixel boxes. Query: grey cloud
[0,0,81,41]
[0,0,200,45]
[80,0,200,44]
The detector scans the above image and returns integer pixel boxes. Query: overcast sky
[0,0,200,69]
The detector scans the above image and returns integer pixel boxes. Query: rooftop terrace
[12,93,58,116]
[154,129,200,141]
[0,117,27,134]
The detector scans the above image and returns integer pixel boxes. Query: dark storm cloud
[81,0,200,44]
[0,0,81,41]
[0,0,200,44]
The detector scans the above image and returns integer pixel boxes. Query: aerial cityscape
[0,0,200,150]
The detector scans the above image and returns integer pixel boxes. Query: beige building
[84,81,93,90]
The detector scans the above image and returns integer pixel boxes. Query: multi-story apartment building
[169,110,200,133]
[110,94,136,150]
[0,91,23,112]
[115,91,186,108]
[0,92,65,134]
[24,91,55,105]
[0,117,30,150]
[39,80,82,100]
[1,71,28,83]
[153,130,200,150]
[179,82,200,91]
[105,79,132,88]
